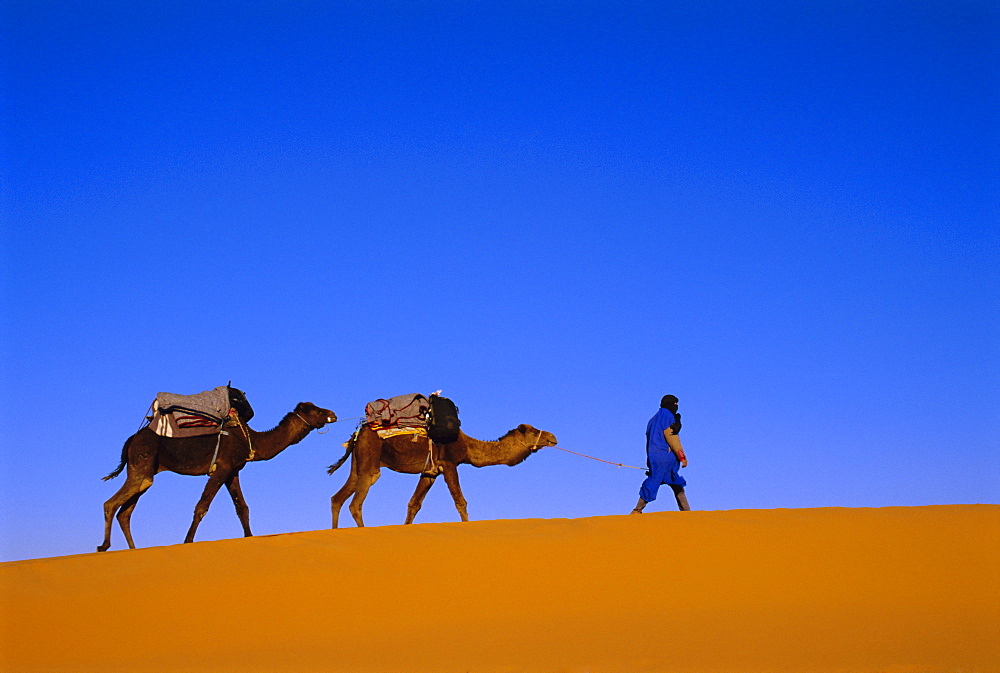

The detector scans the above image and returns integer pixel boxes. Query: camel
[328,423,557,528]
[98,401,336,551]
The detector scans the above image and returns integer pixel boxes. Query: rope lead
[552,446,645,470]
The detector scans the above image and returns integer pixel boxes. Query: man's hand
[664,428,687,467]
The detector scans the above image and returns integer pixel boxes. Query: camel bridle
[293,410,323,432]
[530,429,545,451]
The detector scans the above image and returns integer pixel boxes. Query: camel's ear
[517,424,529,433]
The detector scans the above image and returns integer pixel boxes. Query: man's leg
[632,460,667,513]
[670,484,691,511]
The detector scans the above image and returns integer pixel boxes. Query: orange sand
[1,505,997,672]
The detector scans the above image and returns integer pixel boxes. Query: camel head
[516,424,557,451]
[294,402,337,429]
[504,424,557,465]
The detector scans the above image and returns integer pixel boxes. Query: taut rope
[552,446,645,470]
[312,414,363,434]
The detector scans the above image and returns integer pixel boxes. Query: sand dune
[1,505,997,672]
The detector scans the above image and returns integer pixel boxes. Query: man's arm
[663,428,688,467]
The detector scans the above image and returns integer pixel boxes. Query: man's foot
[630,508,643,515]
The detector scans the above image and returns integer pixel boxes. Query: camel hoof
[96,546,108,552]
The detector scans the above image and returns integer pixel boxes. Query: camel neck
[247,413,313,461]
[463,432,534,468]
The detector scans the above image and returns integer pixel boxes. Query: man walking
[631,394,691,513]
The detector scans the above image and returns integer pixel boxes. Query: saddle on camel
[147,384,255,472]
[150,384,253,434]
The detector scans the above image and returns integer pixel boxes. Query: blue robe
[639,407,686,502]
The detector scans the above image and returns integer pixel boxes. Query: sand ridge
[1,505,998,672]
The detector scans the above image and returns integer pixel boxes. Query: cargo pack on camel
[363,392,461,443]
[350,392,462,477]
[364,393,432,438]
[148,384,254,438]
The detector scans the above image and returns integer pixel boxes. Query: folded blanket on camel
[365,393,429,439]
[150,386,234,438]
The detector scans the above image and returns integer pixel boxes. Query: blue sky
[2,1,997,562]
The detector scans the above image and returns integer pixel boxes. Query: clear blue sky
[2,1,997,562]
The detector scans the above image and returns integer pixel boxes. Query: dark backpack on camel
[427,395,461,444]
[228,384,254,422]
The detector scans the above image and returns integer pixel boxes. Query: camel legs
[330,470,359,529]
[225,473,252,537]
[347,469,380,528]
[404,474,438,524]
[114,491,145,550]
[441,464,469,522]
[98,472,154,552]
[184,473,228,544]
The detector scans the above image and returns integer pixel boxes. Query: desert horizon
[2,504,997,672]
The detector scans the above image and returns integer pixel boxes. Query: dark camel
[98,401,336,551]
[328,423,557,527]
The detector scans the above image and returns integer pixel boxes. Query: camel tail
[327,437,355,475]
[102,435,133,481]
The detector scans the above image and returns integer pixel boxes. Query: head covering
[660,395,681,433]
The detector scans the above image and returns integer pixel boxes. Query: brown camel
[98,401,336,552]
[328,423,557,528]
